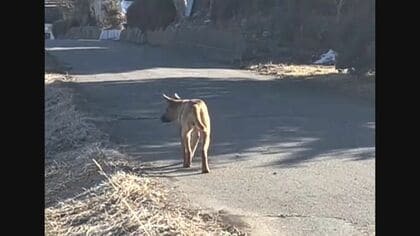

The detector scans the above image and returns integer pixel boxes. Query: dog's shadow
[141,161,206,177]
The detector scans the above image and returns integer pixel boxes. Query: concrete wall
[120,27,146,44]
[65,26,102,39]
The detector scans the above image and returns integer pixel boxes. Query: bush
[71,0,96,26]
[102,0,124,28]
[126,0,176,32]
[45,6,62,24]
[334,0,375,73]
[209,0,241,23]
[235,0,374,71]
[52,18,79,38]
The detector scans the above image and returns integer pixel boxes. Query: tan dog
[160,93,211,173]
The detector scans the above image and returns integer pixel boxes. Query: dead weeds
[45,74,245,235]
[247,63,374,100]
[247,63,338,78]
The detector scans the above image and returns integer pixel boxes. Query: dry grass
[247,63,339,78]
[45,73,245,235]
[45,143,142,206]
[45,73,74,84]
[247,62,374,100]
[46,167,243,236]
[45,75,107,159]
[45,73,116,205]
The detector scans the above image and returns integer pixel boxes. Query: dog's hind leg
[201,130,210,173]
[183,129,194,168]
[190,129,200,164]
[181,129,189,167]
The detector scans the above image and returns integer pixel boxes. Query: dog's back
[182,99,210,132]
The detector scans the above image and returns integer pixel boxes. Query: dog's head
[160,93,182,123]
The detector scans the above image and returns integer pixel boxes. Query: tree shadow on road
[46,40,234,75]
[47,39,374,172]
[68,75,375,172]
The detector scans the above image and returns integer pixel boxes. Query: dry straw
[45,74,245,235]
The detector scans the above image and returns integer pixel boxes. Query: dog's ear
[163,93,175,102]
[173,93,181,99]
[162,93,180,102]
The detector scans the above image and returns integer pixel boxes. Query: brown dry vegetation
[45,64,245,235]
[247,63,374,101]
[247,63,339,78]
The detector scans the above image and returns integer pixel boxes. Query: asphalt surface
[46,39,375,236]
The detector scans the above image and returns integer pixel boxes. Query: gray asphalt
[46,39,375,236]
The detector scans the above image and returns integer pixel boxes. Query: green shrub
[126,0,176,32]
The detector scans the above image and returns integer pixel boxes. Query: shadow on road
[46,40,233,75]
[47,40,374,172]
[70,76,375,171]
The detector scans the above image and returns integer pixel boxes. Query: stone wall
[119,27,146,44]
[65,26,102,39]
[146,25,245,64]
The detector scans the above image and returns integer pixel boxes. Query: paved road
[46,40,375,235]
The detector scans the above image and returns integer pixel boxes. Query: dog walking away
[160,93,211,173]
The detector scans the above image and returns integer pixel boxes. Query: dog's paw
[183,164,191,168]
[202,169,210,174]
